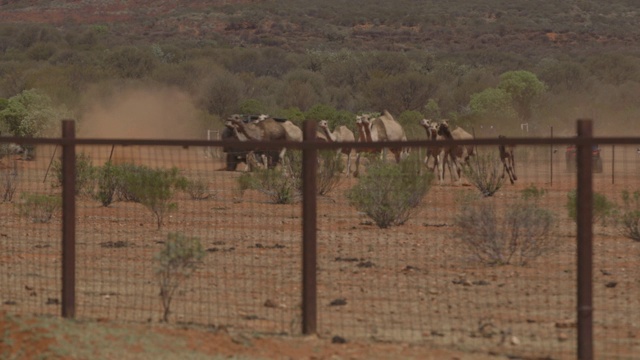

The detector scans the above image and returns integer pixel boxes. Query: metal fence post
[301,120,318,334]
[576,119,594,360]
[61,120,76,318]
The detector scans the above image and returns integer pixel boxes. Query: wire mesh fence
[1,121,640,359]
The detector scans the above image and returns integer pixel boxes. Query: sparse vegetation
[316,150,344,196]
[617,190,640,241]
[462,153,504,197]
[454,191,556,266]
[115,164,188,228]
[155,232,205,322]
[184,178,211,200]
[347,157,433,228]
[566,189,616,225]
[51,152,96,197]
[17,192,61,223]
[0,160,18,202]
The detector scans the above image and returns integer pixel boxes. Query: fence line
[4,118,636,359]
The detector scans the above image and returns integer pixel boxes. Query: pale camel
[318,119,356,176]
[353,111,408,176]
[498,135,517,184]
[436,120,475,182]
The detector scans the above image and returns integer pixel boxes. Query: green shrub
[17,192,61,223]
[566,189,615,225]
[51,152,97,196]
[461,153,504,197]
[236,151,303,204]
[347,157,433,228]
[617,190,640,241]
[94,161,119,207]
[454,195,556,266]
[116,164,187,228]
[155,232,205,322]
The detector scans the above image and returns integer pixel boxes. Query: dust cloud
[78,85,204,140]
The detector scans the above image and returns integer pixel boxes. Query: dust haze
[78,85,204,139]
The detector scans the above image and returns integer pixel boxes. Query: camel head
[437,120,452,137]
[257,114,269,122]
[227,114,244,124]
[318,120,329,130]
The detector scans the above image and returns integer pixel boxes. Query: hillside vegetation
[1,0,639,139]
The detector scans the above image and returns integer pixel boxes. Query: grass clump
[17,192,62,223]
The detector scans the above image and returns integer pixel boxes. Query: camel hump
[452,126,473,140]
[259,118,287,140]
[374,110,406,141]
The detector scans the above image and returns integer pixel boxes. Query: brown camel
[227,114,287,168]
[318,119,356,176]
[498,135,517,184]
[436,120,475,182]
[419,119,453,184]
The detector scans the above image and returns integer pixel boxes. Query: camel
[498,135,517,184]
[419,119,454,184]
[353,113,380,177]
[353,111,408,176]
[436,120,475,182]
[221,120,265,171]
[227,114,287,169]
[318,120,355,176]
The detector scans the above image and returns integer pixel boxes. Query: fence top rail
[2,136,640,150]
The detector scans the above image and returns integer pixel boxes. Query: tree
[469,87,516,122]
[497,70,546,122]
[106,46,157,79]
[0,89,72,138]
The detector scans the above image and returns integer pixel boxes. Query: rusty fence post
[576,119,594,360]
[61,120,77,318]
[301,120,318,334]
[550,126,554,186]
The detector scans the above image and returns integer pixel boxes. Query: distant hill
[1,0,639,55]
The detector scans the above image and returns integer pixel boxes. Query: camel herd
[220,111,517,185]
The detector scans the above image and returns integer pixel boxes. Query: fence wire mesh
[1,135,640,359]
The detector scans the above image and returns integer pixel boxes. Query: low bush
[566,189,615,225]
[317,150,344,196]
[51,152,97,196]
[236,150,303,204]
[461,153,504,197]
[156,232,205,322]
[617,190,640,241]
[17,192,62,223]
[454,191,556,266]
[185,178,211,200]
[347,157,433,228]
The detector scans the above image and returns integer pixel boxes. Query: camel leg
[345,152,351,176]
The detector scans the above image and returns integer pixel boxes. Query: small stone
[329,298,347,306]
[510,335,520,345]
[605,281,617,288]
[264,299,277,308]
[558,332,569,342]
[331,336,347,344]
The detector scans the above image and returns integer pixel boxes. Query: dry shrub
[454,191,556,266]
